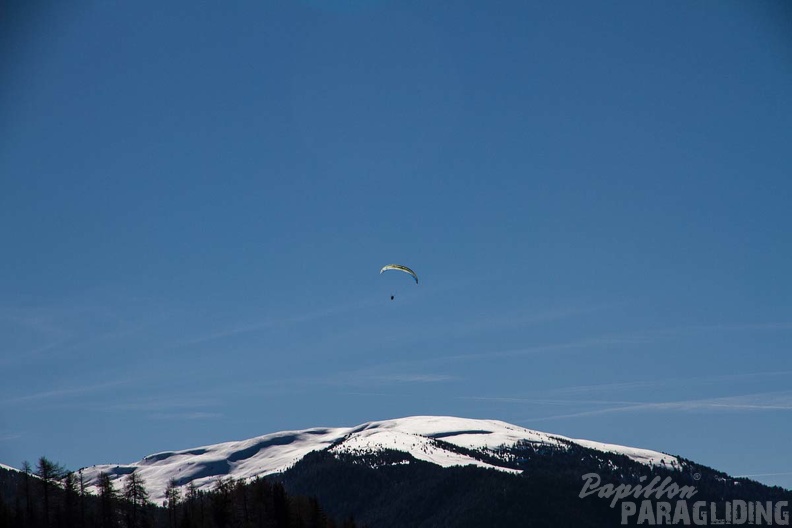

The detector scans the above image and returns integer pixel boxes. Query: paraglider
[379,264,419,283]
[380,264,418,300]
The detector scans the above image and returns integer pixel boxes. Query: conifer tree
[124,470,151,528]
[36,456,66,526]
[63,471,79,528]
[20,461,33,526]
[211,477,234,528]
[98,472,118,528]
[165,479,181,528]
[183,481,202,528]
[78,469,88,528]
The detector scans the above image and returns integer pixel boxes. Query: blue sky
[1,0,791,489]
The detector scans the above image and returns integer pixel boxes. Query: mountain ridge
[66,415,682,503]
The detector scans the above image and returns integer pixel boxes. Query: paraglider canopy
[380,264,419,284]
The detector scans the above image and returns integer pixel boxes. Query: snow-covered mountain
[78,415,682,503]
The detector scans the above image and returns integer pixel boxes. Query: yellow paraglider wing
[379,264,419,284]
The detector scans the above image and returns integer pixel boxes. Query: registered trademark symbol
[693,473,701,480]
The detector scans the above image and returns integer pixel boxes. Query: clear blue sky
[2,0,791,489]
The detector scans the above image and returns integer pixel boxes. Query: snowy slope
[76,416,681,503]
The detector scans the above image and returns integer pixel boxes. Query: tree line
[0,456,360,528]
